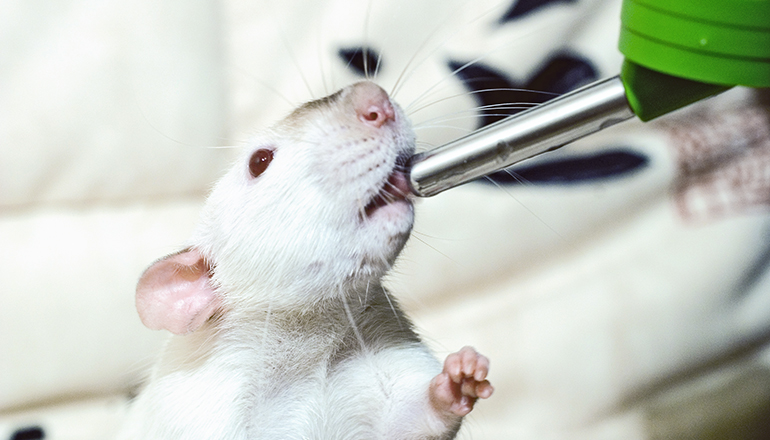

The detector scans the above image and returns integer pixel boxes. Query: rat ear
[136,248,221,335]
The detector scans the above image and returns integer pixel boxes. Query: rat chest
[219,334,384,439]
[227,310,400,439]
[137,325,370,439]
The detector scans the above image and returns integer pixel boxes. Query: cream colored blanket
[2,1,769,439]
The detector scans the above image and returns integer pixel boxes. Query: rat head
[137,82,416,326]
[204,81,415,301]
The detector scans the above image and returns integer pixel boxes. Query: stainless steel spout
[407,76,635,197]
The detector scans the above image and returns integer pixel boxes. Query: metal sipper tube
[407,76,635,197]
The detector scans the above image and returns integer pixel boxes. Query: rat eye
[248,149,273,178]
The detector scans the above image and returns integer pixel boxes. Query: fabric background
[2,0,769,439]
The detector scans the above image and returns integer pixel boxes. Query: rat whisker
[406,88,554,117]
[230,64,296,109]
[132,94,240,150]
[362,0,375,80]
[262,0,315,99]
[482,175,565,241]
[412,124,475,136]
[411,105,539,129]
[342,293,368,354]
[389,0,470,98]
[383,180,408,199]
[407,233,462,266]
[501,167,535,187]
[383,288,404,331]
[391,0,508,99]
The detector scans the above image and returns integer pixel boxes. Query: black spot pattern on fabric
[448,52,597,129]
[525,53,597,95]
[338,46,383,77]
[499,0,578,22]
[11,426,45,440]
[481,150,649,185]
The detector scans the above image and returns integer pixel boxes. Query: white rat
[118,81,493,440]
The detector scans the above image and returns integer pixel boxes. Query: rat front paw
[429,346,493,418]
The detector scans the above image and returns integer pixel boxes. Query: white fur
[118,82,461,439]
[121,325,449,439]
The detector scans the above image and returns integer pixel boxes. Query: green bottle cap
[620,60,730,121]
[619,0,770,88]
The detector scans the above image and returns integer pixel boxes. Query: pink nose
[354,83,396,128]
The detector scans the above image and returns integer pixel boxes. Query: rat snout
[353,82,396,129]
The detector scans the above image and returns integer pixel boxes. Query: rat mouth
[364,154,413,217]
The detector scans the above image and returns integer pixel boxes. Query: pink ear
[136,248,221,335]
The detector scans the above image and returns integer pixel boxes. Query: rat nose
[354,82,396,129]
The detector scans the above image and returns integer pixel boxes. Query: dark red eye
[248,149,273,178]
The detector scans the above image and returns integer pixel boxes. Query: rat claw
[474,355,489,381]
[476,381,494,399]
